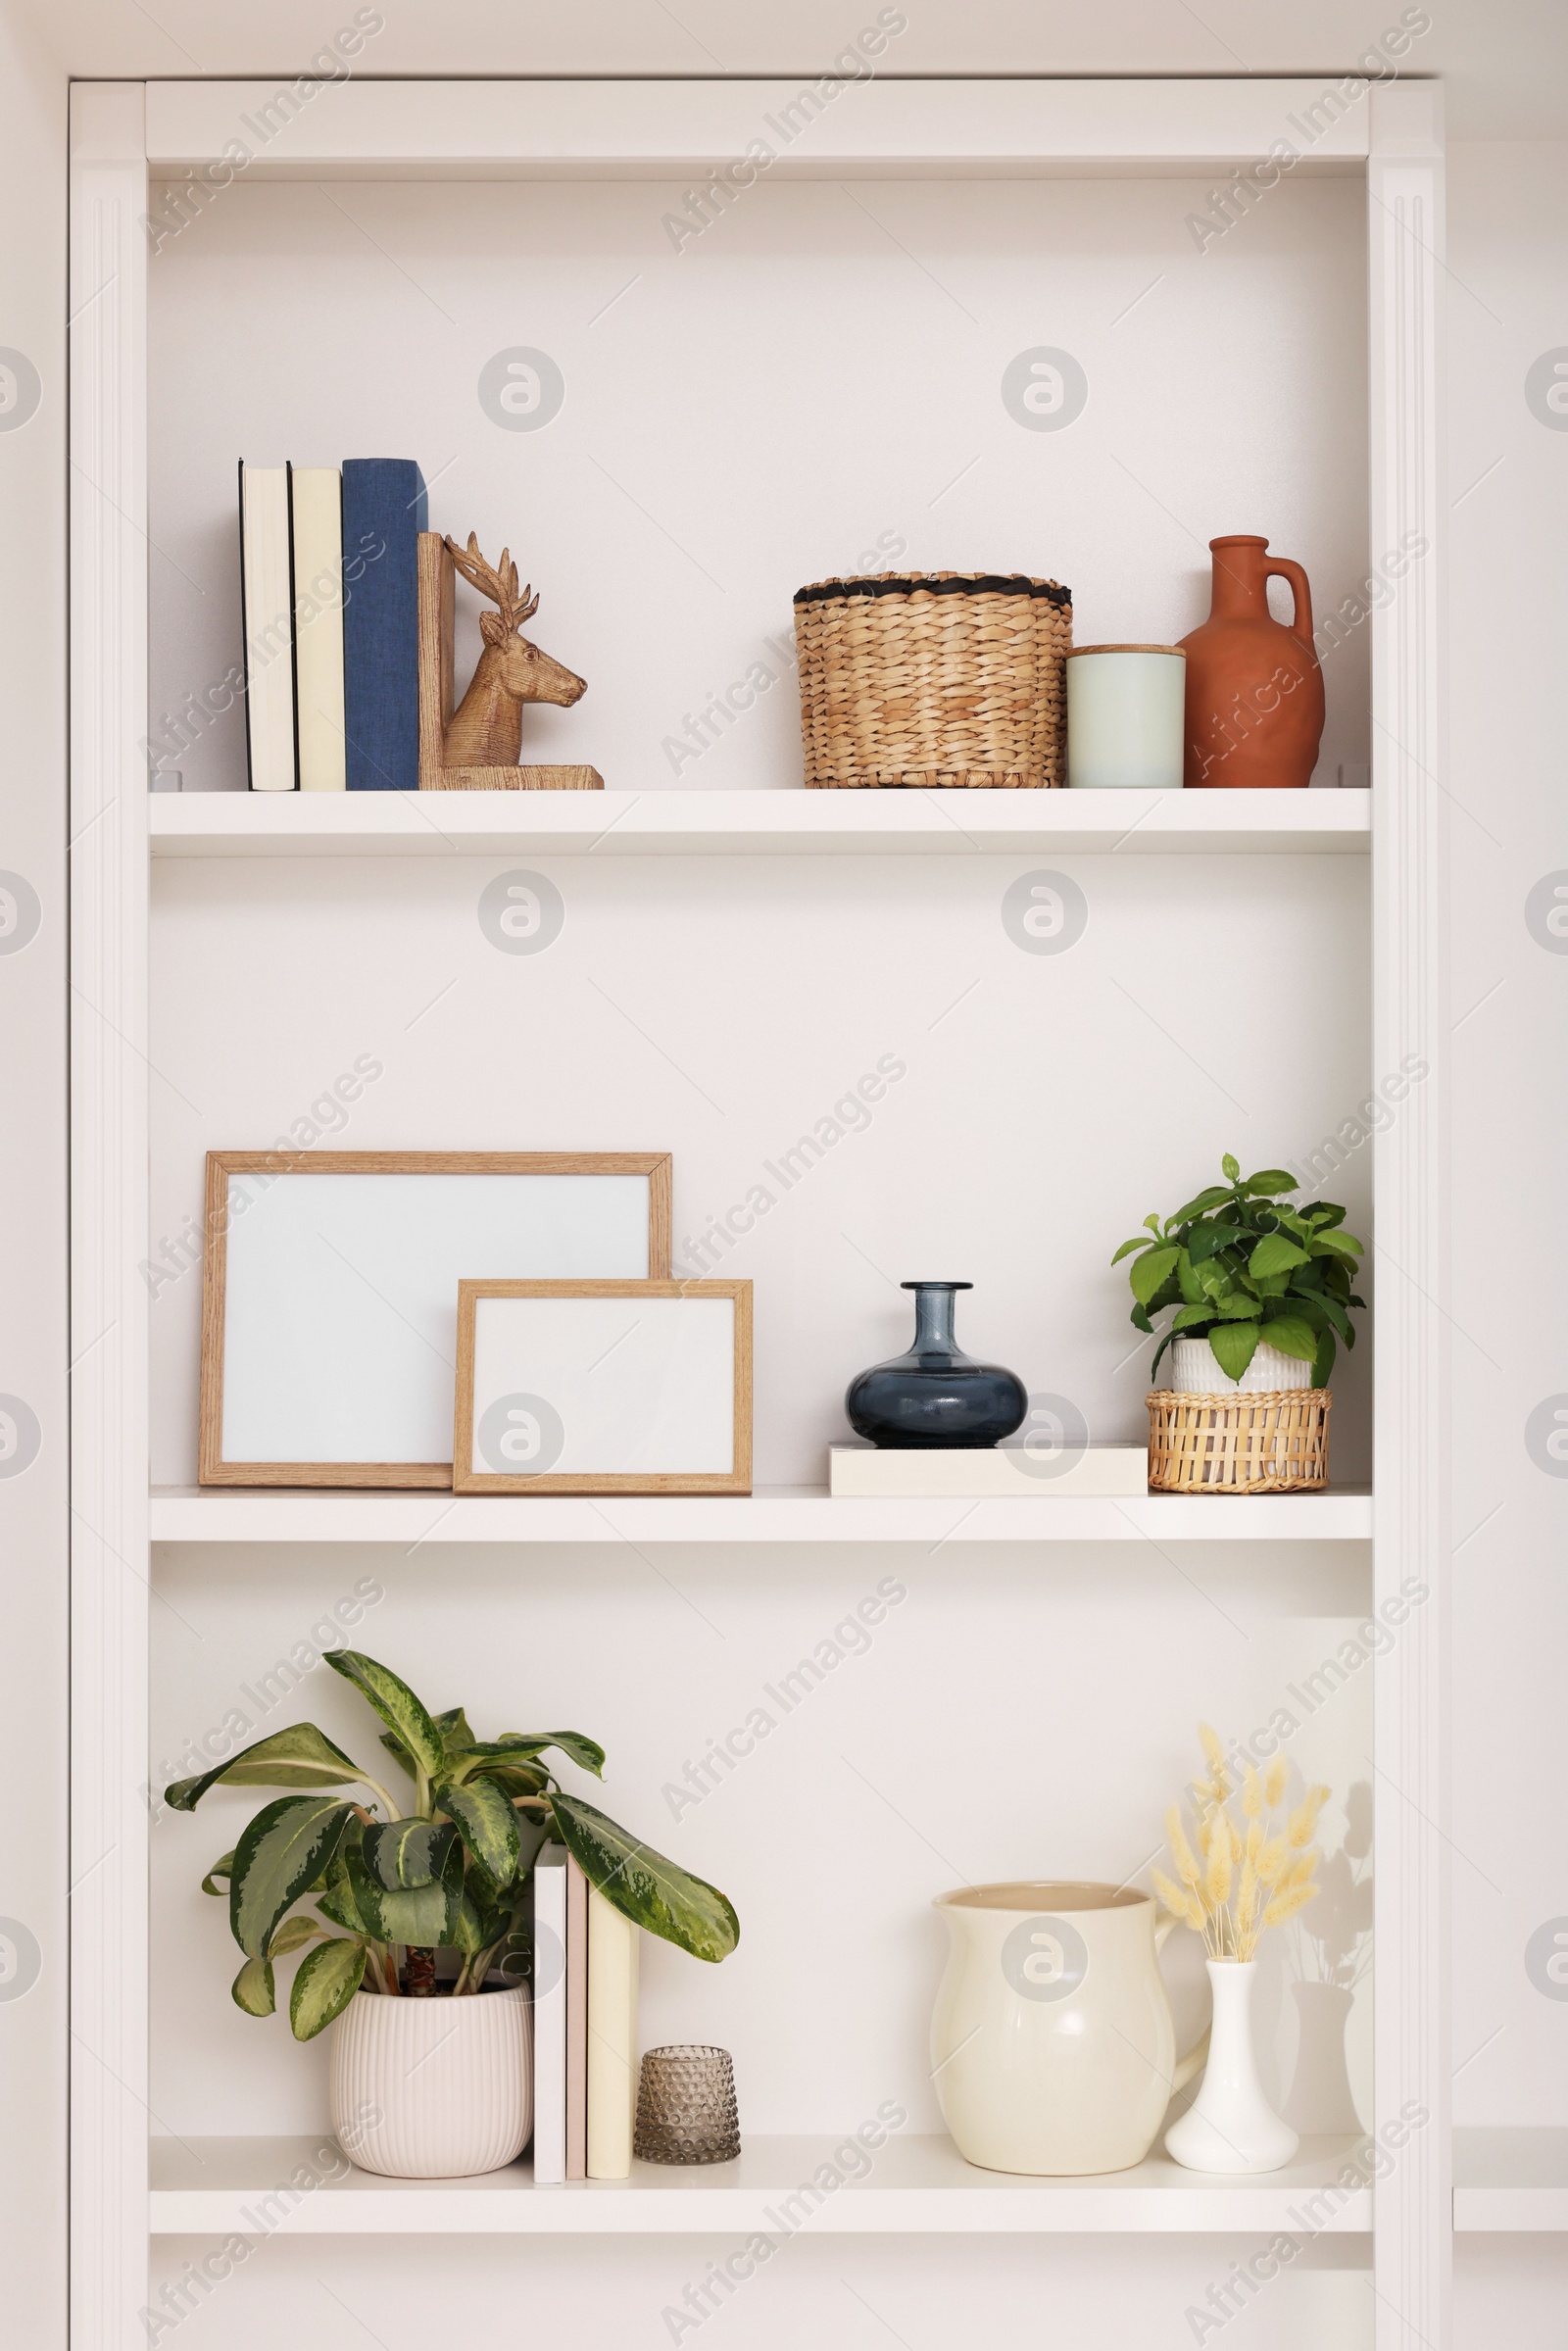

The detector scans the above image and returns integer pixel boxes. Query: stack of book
[237,458,427,793]
[531,1844,641,2182]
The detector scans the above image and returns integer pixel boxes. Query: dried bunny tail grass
[1152,1868,1188,1914]
[1206,1833,1233,1908]
[1199,1724,1231,1801]
[1264,1755,1288,1809]
[1257,1835,1289,1886]
[1166,1806,1203,1888]
[1282,1847,1321,1894]
[1287,1785,1331,1848]
[1226,1813,1244,1864]
[1234,1863,1261,1958]
[1263,1880,1320,1930]
[1245,1819,1262,1865]
[1242,1764,1263,1820]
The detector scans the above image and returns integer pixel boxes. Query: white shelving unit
[148,786,1373,858]
[1452,2131,1568,2233]
[71,70,1446,2349]
[150,2131,1373,2236]
[149,1484,1376,1545]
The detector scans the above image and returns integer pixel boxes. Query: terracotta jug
[1179,536,1325,788]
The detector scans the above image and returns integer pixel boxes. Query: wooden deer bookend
[416,531,602,792]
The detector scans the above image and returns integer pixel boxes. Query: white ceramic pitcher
[931,1882,1208,2176]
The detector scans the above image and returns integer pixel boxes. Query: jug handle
[1267,556,1315,650]
[1154,1913,1212,2093]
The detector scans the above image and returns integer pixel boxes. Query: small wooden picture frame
[454,1280,753,1495]
[199,1152,671,1488]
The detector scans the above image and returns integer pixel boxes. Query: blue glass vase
[845,1283,1027,1449]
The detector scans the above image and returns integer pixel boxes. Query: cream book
[288,465,347,791]
[828,1445,1150,1497]
[531,1845,568,2185]
[565,1852,588,2180]
[237,462,296,791]
[586,1886,639,2180]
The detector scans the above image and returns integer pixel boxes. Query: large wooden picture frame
[454,1280,753,1494]
[199,1151,671,1487]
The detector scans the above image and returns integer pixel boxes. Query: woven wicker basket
[1147,1389,1332,1494]
[793,571,1072,788]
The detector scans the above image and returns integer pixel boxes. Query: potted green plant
[1112,1154,1366,1393]
[168,1647,738,2179]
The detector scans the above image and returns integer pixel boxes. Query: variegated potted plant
[168,1648,738,2179]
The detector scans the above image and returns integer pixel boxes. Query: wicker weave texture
[793,572,1071,788]
[1146,1390,1332,1494]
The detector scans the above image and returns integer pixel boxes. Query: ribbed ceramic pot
[329,1984,532,2179]
[1168,1338,1314,1396]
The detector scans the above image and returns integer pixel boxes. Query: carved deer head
[442,532,586,768]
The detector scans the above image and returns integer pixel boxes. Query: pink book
[566,1854,588,2180]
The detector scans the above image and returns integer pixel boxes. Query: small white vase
[1165,1960,1298,2174]
[329,1984,532,2178]
[1168,1337,1314,1396]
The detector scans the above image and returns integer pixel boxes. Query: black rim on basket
[794,573,1071,607]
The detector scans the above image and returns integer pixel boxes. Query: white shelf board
[144,78,1371,183]
[1454,2131,1568,2231]
[149,1486,1373,1546]
[149,2132,1372,2236]
[148,789,1371,860]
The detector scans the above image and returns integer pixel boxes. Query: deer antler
[444,532,539,634]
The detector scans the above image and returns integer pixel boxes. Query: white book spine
[238,463,297,791]
[531,1847,567,2185]
[289,465,347,791]
[586,1886,639,2180]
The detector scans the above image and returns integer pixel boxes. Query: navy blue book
[341,459,426,790]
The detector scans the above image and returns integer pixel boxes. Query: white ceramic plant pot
[930,1883,1208,2176]
[1164,1959,1299,2175]
[1168,1337,1314,1395]
[329,1984,532,2179]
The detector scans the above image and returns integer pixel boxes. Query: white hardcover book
[828,1445,1150,1498]
[238,462,297,791]
[288,465,347,791]
[531,1845,568,2185]
[586,1886,639,2180]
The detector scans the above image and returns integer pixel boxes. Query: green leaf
[267,1914,323,1959]
[1175,1248,1204,1306]
[548,1792,739,1965]
[1172,1185,1237,1223]
[289,1937,368,2041]
[1129,1302,1153,1335]
[363,1818,460,1892]
[345,1842,461,1947]
[230,1797,358,1961]
[1170,1304,1216,1331]
[1310,1229,1364,1259]
[317,1883,371,1936]
[495,1732,608,1780]
[1257,1315,1320,1365]
[1311,1330,1338,1388]
[1248,1234,1310,1280]
[1129,1245,1179,1306]
[202,1850,235,1897]
[324,1650,445,1782]
[1207,1321,1261,1382]
[1306,1202,1347,1229]
[1221,1154,1241,1183]
[1213,1292,1262,1319]
[434,1705,476,1753]
[231,1955,275,2017]
[165,1723,368,1813]
[1188,1223,1247,1265]
[1243,1169,1297,1196]
[1110,1235,1156,1264]
[436,1778,521,1888]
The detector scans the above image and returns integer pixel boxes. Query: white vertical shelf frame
[1369,78,1449,2348]
[70,82,150,2351]
[73,76,1447,2345]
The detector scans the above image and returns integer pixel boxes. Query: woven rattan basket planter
[793,571,1072,788]
[1147,1388,1332,1494]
